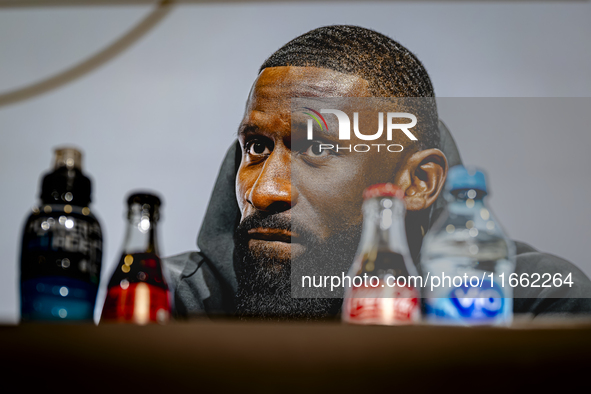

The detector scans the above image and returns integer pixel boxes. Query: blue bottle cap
[446,165,487,193]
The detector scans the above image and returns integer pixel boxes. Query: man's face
[233,66,413,318]
[236,66,405,260]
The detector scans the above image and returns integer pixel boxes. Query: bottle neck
[442,189,505,237]
[121,203,160,255]
[358,197,410,255]
[446,190,487,222]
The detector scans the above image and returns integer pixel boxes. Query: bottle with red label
[100,192,170,324]
[342,183,421,325]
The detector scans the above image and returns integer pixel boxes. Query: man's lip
[248,228,296,243]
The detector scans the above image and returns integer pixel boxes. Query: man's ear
[395,149,448,212]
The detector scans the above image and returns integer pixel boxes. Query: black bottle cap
[40,147,92,206]
[126,191,163,222]
[127,192,162,207]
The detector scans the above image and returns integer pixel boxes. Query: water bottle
[420,165,515,326]
[20,147,102,322]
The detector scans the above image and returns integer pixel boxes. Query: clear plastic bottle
[420,165,515,326]
[20,147,102,322]
[342,183,421,325]
[100,192,170,325]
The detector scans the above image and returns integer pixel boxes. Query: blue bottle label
[21,277,97,321]
[20,206,102,321]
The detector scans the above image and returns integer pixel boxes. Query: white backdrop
[1,2,590,323]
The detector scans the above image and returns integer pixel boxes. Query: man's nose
[247,151,295,213]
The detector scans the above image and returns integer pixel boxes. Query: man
[164,25,591,320]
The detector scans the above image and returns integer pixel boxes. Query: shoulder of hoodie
[513,241,591,316]
[163,251,235,318]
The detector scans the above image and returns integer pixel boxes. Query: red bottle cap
[363,183,405,200]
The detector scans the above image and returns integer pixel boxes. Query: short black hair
[260,25,439,149]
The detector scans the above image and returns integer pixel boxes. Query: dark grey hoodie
[163,121,591,319]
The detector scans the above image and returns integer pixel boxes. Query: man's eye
[247,140,271,156]
[303,142,331,158]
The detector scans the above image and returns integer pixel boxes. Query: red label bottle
[342,183,420,325]
[100,193,170,324]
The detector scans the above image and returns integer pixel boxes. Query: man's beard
[234,211,361,320]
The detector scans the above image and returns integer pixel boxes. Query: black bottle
[20,147,102,322]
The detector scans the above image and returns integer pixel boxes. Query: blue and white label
[449,281,505,319]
